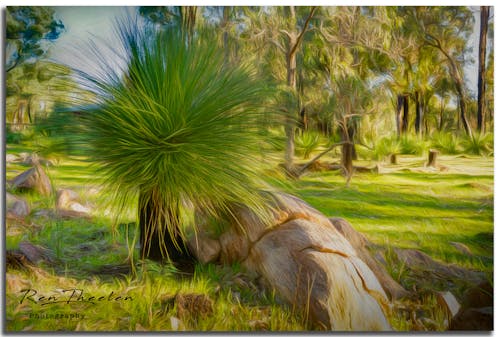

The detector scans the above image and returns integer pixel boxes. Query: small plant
[295,131,322,159]
[399,135,428,156]
[430,132,462,154]
[462,132,493,156]
[5,128,23,144]
[372,136,401,161]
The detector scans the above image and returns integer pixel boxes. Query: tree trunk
[396,94,404,137]
[138,190,192,264]
[477,6,490,134]
[283,6,316,174]
[439,96,445,131]
[402,94,409,133]
[457,82,472,138]
[284,33,297,173]
[348,123,358,160]
[415,91,422,135]
[341,126,353,179]
[444,51,472,138]
[222,6,231,64]
[14,99,28,131]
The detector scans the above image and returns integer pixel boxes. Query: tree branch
[297,141,349,176]
[6,54,21,73]
[290,6,317,56]
[268,38,286,53]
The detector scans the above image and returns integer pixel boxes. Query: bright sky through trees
[49,6,486,96]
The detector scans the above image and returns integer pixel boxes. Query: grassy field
[5,140,493,331]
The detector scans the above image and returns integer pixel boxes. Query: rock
[187,231,221,264]
[57,209,92,220]
[6,193,30,219]
[170,317,183,331]
[18,152,30,162]
[243,218,391,331]
[193,192,394,331]
[68,202,91,213]
[23,153,40,165]
[436,291,460,319]
[461,282,493,309]
[219,226,250,263]
[330,218,410,300]
[449,242,473,256]
[32,207,90,220]
[6,154,19,163]
[56,189,91,215]
[18,241,54,264]
[9,165,52,196]
[56,189,80,208]
[449,281,493,330]
[393,248,485,284]
[449,307,493,331]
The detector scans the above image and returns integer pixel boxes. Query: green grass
[5,140,493,331]
[278,155,493,272]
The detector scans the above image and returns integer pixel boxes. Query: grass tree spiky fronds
[70,18,274,261]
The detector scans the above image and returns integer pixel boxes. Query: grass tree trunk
[139,190,192,264]
[477,6,490,134]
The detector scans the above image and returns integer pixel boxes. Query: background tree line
[6,6,494,166]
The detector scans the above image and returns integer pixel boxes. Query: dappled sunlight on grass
[5,139,493,331]
[280,158,493,272]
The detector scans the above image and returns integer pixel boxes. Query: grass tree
[72,19,272,264]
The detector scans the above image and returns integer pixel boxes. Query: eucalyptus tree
[477,6,491,134]
[403,6,475,138]
[71,19,273,263]
[6,6,64,73]
[316,7,395,153]
[242,6,317,173]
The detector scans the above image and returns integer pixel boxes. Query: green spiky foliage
[462,132,493,157]
[372,136,401,161]
[71,19,273,262]
[295,131,322,159]
[430,132,462,155]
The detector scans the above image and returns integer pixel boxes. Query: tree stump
[427,149,439,167]
[389,153,398,165]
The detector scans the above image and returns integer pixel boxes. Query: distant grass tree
[71,19,272,264]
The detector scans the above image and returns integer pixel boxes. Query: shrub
[399,135,428,156]
[462,133,493,157]
[372,136,401,161]
[430,132,462,155]
[295,131,322,159]
[67,20,275,260]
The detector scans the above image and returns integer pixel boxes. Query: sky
[49,6,486,96]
